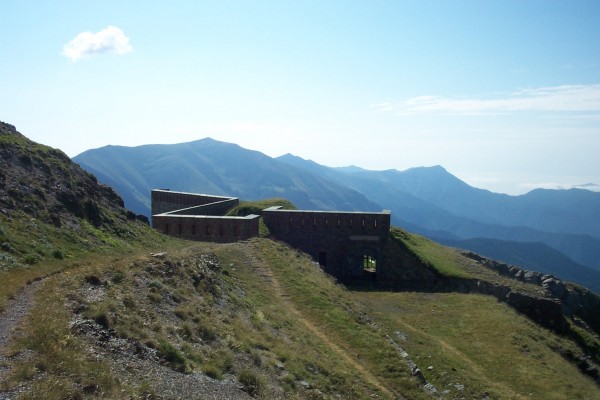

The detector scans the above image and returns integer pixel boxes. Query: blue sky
[1,1,599,195]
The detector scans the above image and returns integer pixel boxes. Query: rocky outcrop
[463,251,600,336]
[0,121,147,231]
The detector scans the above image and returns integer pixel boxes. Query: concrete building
[151,189,391,281]
[151,190,260,243]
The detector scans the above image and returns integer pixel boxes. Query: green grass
[390,227,472,278]
[3,224,599,399]
[0,207,171,313]
[226,198,296,217]
[226,198,297,237]
[247,239,428,399]
[354,291,600,400]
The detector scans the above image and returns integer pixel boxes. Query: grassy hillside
[2,123,599,399]
[3,237,598,399]
[0,122,166,314]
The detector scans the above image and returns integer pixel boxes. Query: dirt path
[251,258,399,400]
[0,279,42,391]
[0,280,42,350]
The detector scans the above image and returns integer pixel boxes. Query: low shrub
[52,249,64,259]
[24,254,41,265]
[238,369,265,397]
[158,340,187,372]
[201,364,222,380]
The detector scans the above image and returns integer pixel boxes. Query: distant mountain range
[74,138,600,293]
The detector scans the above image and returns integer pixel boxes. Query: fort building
[151,190,260,243]
[262,206,391,281]
[151,189,391,281]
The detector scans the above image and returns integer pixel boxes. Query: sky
[1,1,599,195]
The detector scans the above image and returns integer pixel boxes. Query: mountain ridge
[73,137,600,293]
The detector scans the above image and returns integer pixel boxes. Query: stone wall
[262,207,391,281]
[152,214,260,243]
[151,190,238,216]
[151,189,258,243]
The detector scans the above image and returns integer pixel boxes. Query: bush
[52,249,65,259]
[201,364,222,380]
[238,369,265,397]
[197,323,217,342]
[94,312,111,329]
[158,340,187,372]
[0,252,20,271]
[1,242,15,253]
[111,271,125,284]
[24,254,41,265]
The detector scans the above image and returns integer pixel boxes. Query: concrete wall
[152,214,260,243]
[262,207,391,281]
[151,190,257,243]
[151,190,238,216]
[151,191,394,281]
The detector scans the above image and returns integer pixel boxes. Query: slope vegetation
[3,237,599,399]
[0,121,166,314]
[1,124,599,399]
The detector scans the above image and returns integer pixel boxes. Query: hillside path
[0,279,42,390]
[250,256,400,400]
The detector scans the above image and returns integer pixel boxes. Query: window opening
[363,255,376,272]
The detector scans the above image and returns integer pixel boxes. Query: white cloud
[62,26,132,61]
[372,84,600,115]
